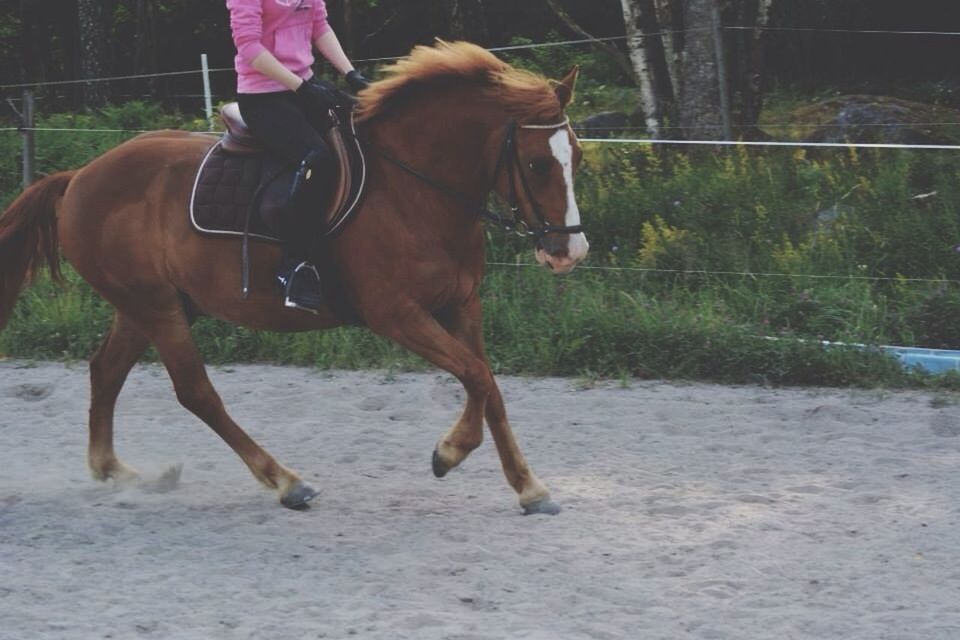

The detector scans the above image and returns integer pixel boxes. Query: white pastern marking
[548,129,589,259]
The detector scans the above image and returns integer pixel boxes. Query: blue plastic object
[880,346,960,374]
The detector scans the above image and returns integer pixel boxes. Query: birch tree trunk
[77,0,108,108]
[620,0,661,135]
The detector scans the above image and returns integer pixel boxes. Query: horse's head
[494,67,590,274]
[356,42,591,273]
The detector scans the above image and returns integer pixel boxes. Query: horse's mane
[356,41,564,124]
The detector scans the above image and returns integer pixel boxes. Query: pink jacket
[227,0,332,94]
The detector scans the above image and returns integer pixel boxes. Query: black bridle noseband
[365,118,585,240]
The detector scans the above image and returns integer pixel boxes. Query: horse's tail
[0,171,77,330]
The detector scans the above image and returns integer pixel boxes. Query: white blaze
[548,129,589,261]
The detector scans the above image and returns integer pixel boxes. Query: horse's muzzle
[535,233,589,274]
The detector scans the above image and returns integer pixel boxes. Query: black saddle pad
[189,107,367,244]
[190,143,291,243]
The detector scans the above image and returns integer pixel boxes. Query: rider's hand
[296,77,344,113]
[345,70,371,93]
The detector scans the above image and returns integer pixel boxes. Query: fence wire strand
[579,138,960,151]
[487,262,960,285]
[5,126,960,152]
[726,25,960,37]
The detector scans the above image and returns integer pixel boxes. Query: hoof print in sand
[9,383,53,401]
[930,415,960,438]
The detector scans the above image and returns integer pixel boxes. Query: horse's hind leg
[124,299,317,509]
[88,312,149,482]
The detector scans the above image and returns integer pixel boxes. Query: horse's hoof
[432,448,450,478]
[522,499,561,516]
[280,481,319,510]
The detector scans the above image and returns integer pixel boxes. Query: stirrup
[279,261,324,314]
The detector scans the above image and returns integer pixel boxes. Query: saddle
[189,102,367,243]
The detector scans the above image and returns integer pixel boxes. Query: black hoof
[522,499,561,516]
[281,481,319,510]
[432,449,450,478]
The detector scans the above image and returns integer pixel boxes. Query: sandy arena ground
[1,360,959,639]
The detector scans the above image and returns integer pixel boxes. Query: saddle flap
[192,103,367,241]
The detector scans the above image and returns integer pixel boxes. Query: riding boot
[277,148,333,313]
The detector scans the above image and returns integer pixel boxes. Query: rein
[360,118,584,240]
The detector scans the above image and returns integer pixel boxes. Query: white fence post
[201,53,214,130]
[21,89,35,187]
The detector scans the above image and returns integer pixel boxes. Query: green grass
[3,265,959,391]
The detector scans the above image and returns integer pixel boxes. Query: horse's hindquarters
[59,132,215,303]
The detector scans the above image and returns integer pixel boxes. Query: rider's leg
[237,92,336,311]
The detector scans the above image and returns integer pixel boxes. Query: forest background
[1,0,960,388]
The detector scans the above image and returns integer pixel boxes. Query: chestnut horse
[0,42,589,515]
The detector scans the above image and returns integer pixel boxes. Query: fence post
[21,89,35,188]
[201,53,214,131]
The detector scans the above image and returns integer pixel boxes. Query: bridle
[365,117,585,240]
[492,118,585,238]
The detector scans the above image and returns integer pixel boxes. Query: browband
[519,117,571,130]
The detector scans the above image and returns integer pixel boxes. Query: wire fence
[4,125,958,153]
[4,24,960,91]
[2,28,958,290]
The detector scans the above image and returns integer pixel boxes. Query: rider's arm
[228,0,305,91]
[250,51,304,91]
[312,7,354,76]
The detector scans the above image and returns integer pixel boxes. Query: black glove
[296,77,346,113]
[345,70,370,93]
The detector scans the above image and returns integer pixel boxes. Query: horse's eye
[528,158,553,176]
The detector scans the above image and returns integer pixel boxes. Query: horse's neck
[366,92,501,206]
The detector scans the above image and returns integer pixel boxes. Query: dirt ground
[1,361,959,639]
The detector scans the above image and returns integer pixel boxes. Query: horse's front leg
[440,296,558,515]
[373,298,558,515]
[431,296,488,476]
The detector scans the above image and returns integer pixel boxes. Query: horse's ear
[555,66,580,108]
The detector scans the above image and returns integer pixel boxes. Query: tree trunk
[746,0,774,128]
[446,0,489,44]
[133,0,146,75]
[328,0,355,55]
[19,0,35,84]
[77,0,108,108]
[654,0,682,91]
[620,0,661,134]
[678,0,724,140]
[543,0,635,84]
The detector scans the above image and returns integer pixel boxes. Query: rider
[227,0,369,312]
